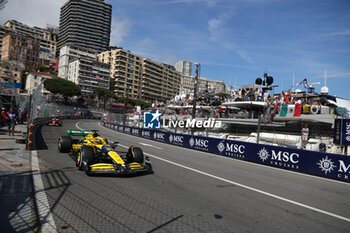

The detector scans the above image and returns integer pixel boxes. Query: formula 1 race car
[57,130,152,175]
[47,118,62,127]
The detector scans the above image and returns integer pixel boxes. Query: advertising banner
[103,122,350,183]
[334,119,350,146]
[341,119,350,146]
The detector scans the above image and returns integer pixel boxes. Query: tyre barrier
[102,122,350,183]
[27,123,34,150]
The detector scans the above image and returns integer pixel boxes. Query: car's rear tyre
[77,146,95,171]
[127,146,144,163]
[58,136,72,153]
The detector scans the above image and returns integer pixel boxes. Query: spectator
[307,97,313,105]
[263,90,269,102]
[1,108,6,126]
[285,91,291,104]
[295,98,302,105]
[248,88,254,100]
[257,90,263,101]
[20,111,25,124]
[301,123,309,148]
[6,107,16,136]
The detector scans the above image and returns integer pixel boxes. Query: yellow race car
[58,130,152,175]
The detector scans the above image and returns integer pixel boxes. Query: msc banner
[103,122,350,183]
[334,119,350,146]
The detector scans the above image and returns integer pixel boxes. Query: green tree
[86,97,95,107]
[113,95,152,109]
[37,65,48,73]
[93,87,115,109]
[44,78,81,101]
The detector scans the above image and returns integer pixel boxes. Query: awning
[291,92,319,98]
[237,83,268,89]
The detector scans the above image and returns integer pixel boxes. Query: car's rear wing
[67,130,98,136]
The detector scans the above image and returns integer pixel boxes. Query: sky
[1,0,350,98]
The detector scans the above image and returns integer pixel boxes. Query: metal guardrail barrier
[103,111,344,153]
[102,121,350,183]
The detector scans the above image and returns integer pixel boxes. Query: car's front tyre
[127,146,144,163]
[58,136,72,153]
[77,146,95,172]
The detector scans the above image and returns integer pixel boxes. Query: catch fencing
[18,83,93,149]
[103,109,347,154]
[22,83,92,123]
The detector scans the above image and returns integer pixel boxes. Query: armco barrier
[30,116,95,150]
[103,122,350,183]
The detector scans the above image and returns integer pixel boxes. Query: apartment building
[58,44,97,79]
[67,58,110,97]
[175,60,192,76]
[58,0,112,53]
[180,75,226,96]
[0,60,25,83]
[97,48,181,102]
[208,79,226,93]
[25,72,56,95]
[1,32,40,71]
[3,20,58,57]
[0,26,10,59]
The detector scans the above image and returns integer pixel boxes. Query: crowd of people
[222,88,323,119]
[0,107,27,136]
[224,88,321,106]
[162,88,325,121]
[225,88,269,102]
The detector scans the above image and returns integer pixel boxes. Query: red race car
[47,118,62,127]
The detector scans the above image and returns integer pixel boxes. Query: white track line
[138,142,162,150]
[143,151,350,223]
[120,142,350,223]
[88,122,350,223]
[32,150,58,233]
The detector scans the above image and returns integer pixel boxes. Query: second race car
[47,118,62,127]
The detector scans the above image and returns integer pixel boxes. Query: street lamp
[191,63,200,120]
[191,63,201,135]
[123,85,129,125]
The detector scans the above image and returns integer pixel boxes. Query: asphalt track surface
[35,119,350,233]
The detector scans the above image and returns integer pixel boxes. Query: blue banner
[4,83,22,88]
[103,122,350,183]
[341,119,350,146]
[334,119,350,146]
